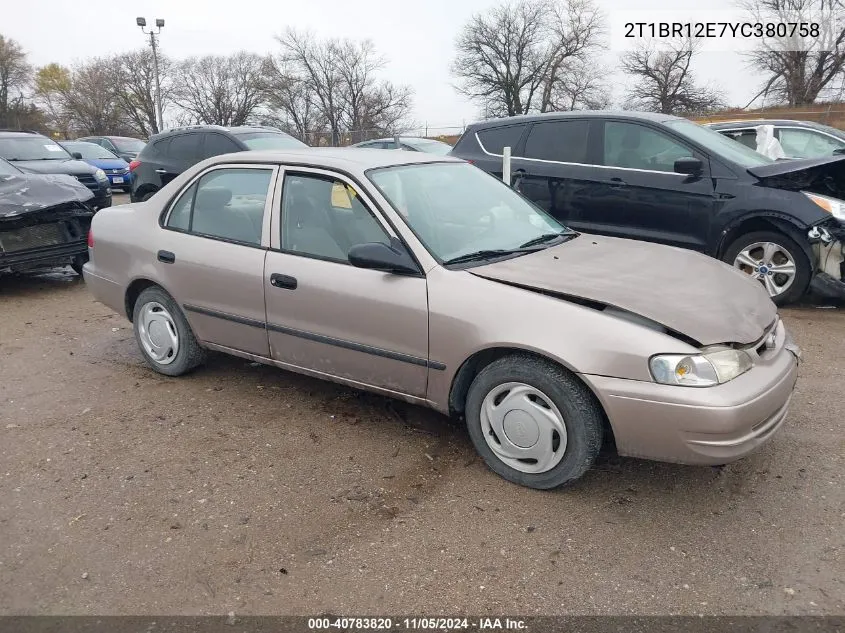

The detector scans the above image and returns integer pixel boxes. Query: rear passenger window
[202,133,241,159]
[522,121,589,163]
[153,137,171,154]
[722,129,757,150]
[477,125,527,155]
[166,168,272,245]
[169,134,201,161]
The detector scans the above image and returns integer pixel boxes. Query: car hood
[87,158,128,170]
[469,235,777,346]
[748,155,845,198]
[12,158,96,176]
[0,172,94,218]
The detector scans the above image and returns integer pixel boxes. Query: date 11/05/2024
[624,21,820,39]
[307,617,528,630]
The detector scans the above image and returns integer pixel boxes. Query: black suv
[130,125,307,202]
[0,130,112,210]
[450,111,845,304]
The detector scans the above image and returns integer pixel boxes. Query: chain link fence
[301,125,467,147]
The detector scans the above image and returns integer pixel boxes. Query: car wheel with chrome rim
[132,286,206,376]
[723,230,810,306]
[464,354,604,489]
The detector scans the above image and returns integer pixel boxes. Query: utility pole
[136,17,165,133]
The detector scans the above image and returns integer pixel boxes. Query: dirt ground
[1,215,843,615]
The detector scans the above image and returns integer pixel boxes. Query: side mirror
[72,152,83,160]
[348,237,419,275]
[674,156,703,175]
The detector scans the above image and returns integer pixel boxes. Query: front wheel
[132,286,206,376]
[722,230,811,306]
[465,354,604,489]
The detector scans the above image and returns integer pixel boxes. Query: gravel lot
[1,198,843,615]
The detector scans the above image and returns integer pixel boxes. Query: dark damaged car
[0,157,95,276]
[451,112,845,304]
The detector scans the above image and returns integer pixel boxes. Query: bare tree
[274,29,413,145]
[112,48,172,135]
[548,58,611,110]
[263,56,327,141]
[621,41,725,114]
[742,0,845,106]
[0,35,33,128]
[62,58,126,135]
[452,0,606,117]
[173,52,267,126]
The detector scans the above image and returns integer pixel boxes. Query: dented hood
[0,172,94,219]
[748,155,845,198]
[470,235,777,346]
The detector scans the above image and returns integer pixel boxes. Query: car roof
[0,130,46,138]
[204,147,463,170]
[359,137,449,143]
[707,119,827,130]
[467,110,683,130]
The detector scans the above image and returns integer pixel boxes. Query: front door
[263,168,429,397]
[156,164,277,356]
[583,120,716,251]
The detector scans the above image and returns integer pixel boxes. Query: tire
[722,230,811,306]
[140,190,157,202]
[132,286,206,376]
[465,354,603,489]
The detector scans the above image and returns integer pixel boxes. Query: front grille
[74,174,99,191]
[105,168,128,175]
[0,223,64,253]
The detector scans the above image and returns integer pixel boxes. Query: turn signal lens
[804,192,845,221]
[87,230,94,248]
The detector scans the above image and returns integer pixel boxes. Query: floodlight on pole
[136,17,165,133]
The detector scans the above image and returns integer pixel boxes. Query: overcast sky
[4,0,755,133]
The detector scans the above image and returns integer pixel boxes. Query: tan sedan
[83,149,800,489]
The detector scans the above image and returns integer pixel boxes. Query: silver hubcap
[480,382,567,474]
[137,301,179,365]
[733,241,796,297]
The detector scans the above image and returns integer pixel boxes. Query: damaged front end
[0,173,95,274]
[807,220,845,300]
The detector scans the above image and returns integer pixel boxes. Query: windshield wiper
[518,231,576,249]
[443,249,527,265]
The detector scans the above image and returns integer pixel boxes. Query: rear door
[584,120,717,251]
[511,118,599,225]
[161,133,203,185]
[156,163,276,356]
[263,168,429,397]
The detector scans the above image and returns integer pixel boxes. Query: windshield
[665,119,774,168]
[0,157,21,176]
[236,132,308,150]
[0,136,72,161]
[62,142,117,160]
[368,162,571,264]
[403,138,454,155]
[112,137,146,152]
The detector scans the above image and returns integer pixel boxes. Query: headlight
[94,169,107,181]
[804,192,845,221]
[649,349,753,387]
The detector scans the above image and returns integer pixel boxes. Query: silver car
[84,149,800,489]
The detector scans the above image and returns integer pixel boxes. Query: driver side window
[604,122,693,173]
[280,173,391,263]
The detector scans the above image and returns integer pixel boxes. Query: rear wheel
[723,230,810,305]
[132,286,206,376]
[464,354,603,489]
[70,254,87,276]
[139,189,157,202]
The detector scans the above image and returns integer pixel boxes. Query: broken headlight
[649,349,753,387]
[804,192,845,221]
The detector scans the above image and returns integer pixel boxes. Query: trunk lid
[470,235,777,346]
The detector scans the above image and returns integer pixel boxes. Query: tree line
[0,29,413,144]
[1,0,844,142]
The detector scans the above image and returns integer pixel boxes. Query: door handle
[270,273,297,290]
[601,177,628,188]
[157,250,176,264]
[155,169,167,174]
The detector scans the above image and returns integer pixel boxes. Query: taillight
[87,230,94,248]
[129,160,140,172]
